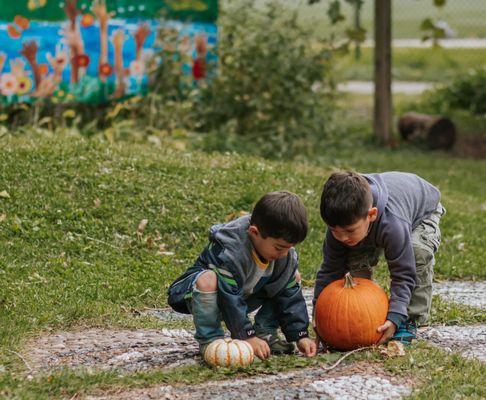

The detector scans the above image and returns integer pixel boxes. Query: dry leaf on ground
[380,341,406,358]
[224,210,249,222]
[137,219,149,235]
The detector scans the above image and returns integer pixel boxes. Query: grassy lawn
[0,136,485,398]
[335,47,486,82]
[240,1,485,84]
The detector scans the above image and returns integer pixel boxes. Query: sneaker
[199,342,210,357]
[392,320,417,344]
[258,333,295,355]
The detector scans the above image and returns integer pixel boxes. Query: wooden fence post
[374,0,392,145]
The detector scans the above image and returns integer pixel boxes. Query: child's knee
[196,270,218,292]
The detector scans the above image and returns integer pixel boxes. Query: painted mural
[0,0,217,104]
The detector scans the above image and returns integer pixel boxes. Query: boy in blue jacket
[168,191,316,360]
[313,171,445,345]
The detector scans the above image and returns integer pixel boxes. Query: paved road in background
[338,81,434,95]
[363,38,486,48]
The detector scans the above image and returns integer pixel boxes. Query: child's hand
[297,337,317,357]
[245,336,271,360]
[377,320,397,344]
[294,270,301,284]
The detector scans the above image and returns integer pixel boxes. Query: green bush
[1,0,338,158]
[197,0,337,158]
[423,68,486,116]
[133,0,338,158]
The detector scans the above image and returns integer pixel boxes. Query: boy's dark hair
[250,190,308,244]
[320,171,372,227]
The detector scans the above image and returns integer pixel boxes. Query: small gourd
[204,338,254,367]
[315,272,389,350]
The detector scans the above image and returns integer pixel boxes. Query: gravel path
[24,328,199,374]
[23,329,414,399]
[87,362,413,400]
[419,325,486,362]
[433,281,486,309]
[18,280,483,400]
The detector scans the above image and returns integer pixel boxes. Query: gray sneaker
[199,341,212,357]
[258,333,295,355]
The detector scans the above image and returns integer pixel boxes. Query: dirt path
[19,280,484,399]
[419,325,486,362]
[338,81,434,95]
[434,281,486,309]
[87,361,414,400]
[363,38,486,49]
[23,328,199,374]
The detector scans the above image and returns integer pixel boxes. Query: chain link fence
[282,0,486,83]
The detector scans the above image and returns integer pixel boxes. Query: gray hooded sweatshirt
[313,172,441,323]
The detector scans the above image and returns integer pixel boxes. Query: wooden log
[398,112,456,150]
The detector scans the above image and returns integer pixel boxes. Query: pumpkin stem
[344,272,358,288]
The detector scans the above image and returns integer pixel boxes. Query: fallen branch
[322,346,373,371]
[6,349,33,373]
[72,232,121,251]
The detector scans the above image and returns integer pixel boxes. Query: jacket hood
[209,214,252,253]
[362,173,389,245]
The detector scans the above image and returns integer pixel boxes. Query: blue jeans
[188,288,279,347]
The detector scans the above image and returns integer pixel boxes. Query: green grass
[0,136,485,397]
[336,47,486,82]
[384,342,486,399]
[241,1,486,84]
[2,342,485,398]
[0,353,341,398]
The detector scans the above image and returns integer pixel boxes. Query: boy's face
[248,225,295,262]
[329,207,378,247]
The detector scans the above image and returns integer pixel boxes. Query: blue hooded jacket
[168,215,310,341]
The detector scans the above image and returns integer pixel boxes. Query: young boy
[313,171,445,344]
[168,191,316,360]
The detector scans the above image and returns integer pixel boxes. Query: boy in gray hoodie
[313,171,445,345]
[168,191,316,360]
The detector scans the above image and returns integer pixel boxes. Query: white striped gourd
[204,338,254,367]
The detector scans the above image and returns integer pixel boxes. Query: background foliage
[1,0,338,159]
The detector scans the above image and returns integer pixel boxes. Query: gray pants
[348,203,445,325]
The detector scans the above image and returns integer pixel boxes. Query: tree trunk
[398,112,456,150]
[374,0,392,145]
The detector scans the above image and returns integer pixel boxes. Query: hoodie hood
[209,215,252,262]
[209,214,297,297]
[360,173,389,246]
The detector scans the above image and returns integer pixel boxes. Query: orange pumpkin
[315,272,388,350]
